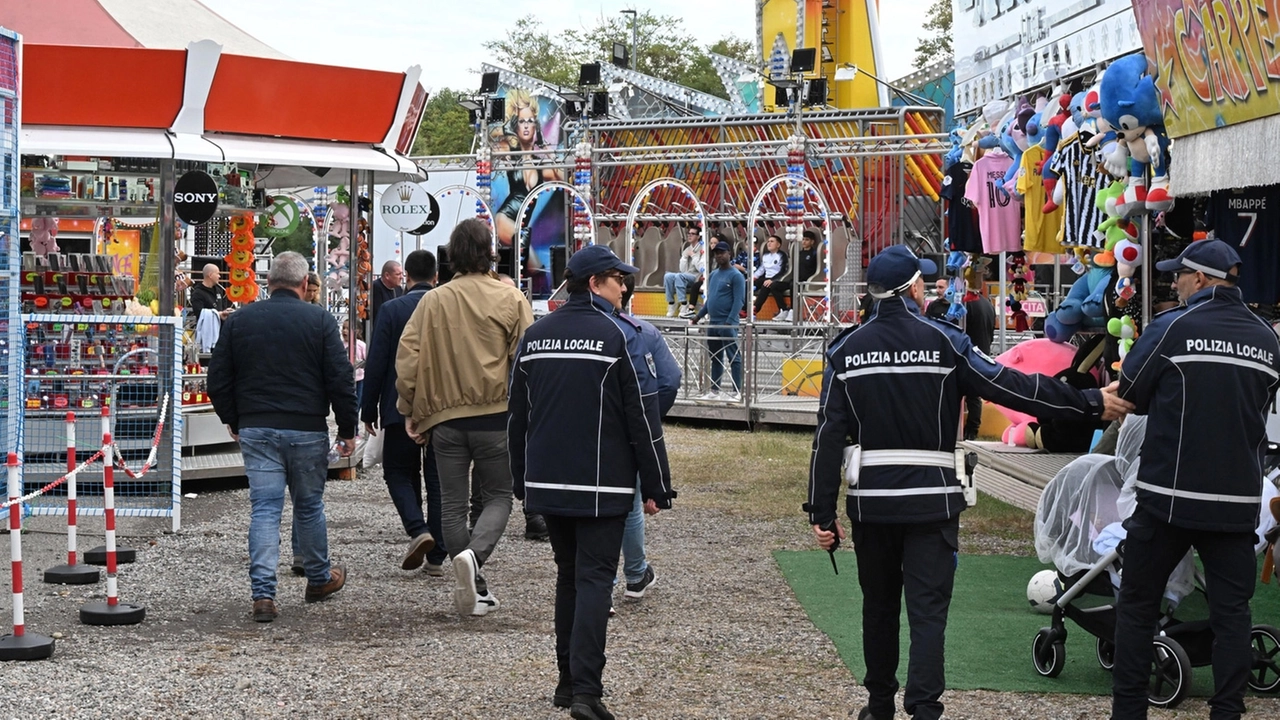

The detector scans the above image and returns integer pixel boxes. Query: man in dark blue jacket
[806,245,1131,720]
[1111,240,1280,720]
[361,249,448,575]
[208,251,356,623]
[508,244,673,720]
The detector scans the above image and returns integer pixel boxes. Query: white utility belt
[842,446,978,507]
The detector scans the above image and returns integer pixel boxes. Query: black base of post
[0,633,56,661]
[79,601,145,626]
[84,545,136,565]
[44,563,102,585]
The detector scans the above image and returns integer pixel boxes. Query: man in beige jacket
[396,218,533,617]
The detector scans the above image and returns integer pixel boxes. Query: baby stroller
[1029,416,1280,708]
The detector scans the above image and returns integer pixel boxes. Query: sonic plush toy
[1098,53,1173,217]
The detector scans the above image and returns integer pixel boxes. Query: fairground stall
[413,56,947,427]
[8,33,425,528]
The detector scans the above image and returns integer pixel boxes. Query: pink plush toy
[30,216,60,256]
[990,339,1081,446]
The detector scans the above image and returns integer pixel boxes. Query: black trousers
[753,277,790,313]
[850,516,959,720]
[1111,507,1256,720]
[545,513,626,698]
[381,422,447,565]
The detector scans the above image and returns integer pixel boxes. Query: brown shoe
[305,566,346,603]
[252,598,278,623]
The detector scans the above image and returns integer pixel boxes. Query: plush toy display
[1091,180,1142,303]
[1044,255,1111,343]
[1098,53,1173,217]
[326,203,352,290]
[30,216,59,256]
[943,251,969,322]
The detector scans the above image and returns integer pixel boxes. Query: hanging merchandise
[1018,141,1065,254]
[1006,252,1032,302]
[326,200,351,293]
[1052,132,1112,251]
[1097,53,1173,218]
[965,149,1022,254]
[30,216,60,256]
[1205,184,1280,305]
[941,160,982,253]
[223,211,259,304]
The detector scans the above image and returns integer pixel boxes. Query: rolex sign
[380,181,439,234]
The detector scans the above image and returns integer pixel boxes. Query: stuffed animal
[1007,252,1031,301]
[1098,53,1173,217]
[1107,315,1138,371]
[1091,180,1142,302]
[1044,257,1111,343]
[30,216,59,256]
[1042,92,1086,213]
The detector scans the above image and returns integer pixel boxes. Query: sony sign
[380,181,440,234]
[172,170,219,225]
[953,0,1143,115]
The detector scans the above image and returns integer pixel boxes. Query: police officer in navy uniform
[1111,240,1280,720]
[806,245,1132,720]
[508,245,674,720]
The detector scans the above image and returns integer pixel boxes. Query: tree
[483,16,579,87]
[485,13,753,100]
[412,88,476,157]
[913,0,952,70]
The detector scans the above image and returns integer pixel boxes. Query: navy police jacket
[1119,285,1280,533]
[807,295,1106,525]
[509,292,674,517]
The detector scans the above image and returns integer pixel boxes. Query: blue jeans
[663,271,698,304]
[621,476,648,584]
[240,427,333,600]
[382,422,447,564]
[708,326,742,392]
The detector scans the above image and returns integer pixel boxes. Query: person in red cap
[509,244,674,720]
[1110,239,1280,720]
[807,244,1132,720]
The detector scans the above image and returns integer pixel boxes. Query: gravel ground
[3,470,1279,719]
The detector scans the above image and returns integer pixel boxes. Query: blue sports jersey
[1207,184,1280,304]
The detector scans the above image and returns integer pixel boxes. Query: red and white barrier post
[84,407,136,566]
[0,453,55,660]
[43,413,101,585]
[80,407,145,626]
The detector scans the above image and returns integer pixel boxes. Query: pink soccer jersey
[964,152,1023,253]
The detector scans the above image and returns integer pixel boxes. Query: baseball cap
[1154,239,1241,280]
[867,246,937,298]
[712,241,732,253]
[566,245,639,277]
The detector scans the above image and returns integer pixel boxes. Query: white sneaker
[780,309,792,321]
[472,590,500,616]
[452,549,478,616]
[679,307,696,319]
[696,389,721,400]
[723,390,742,402]
[667,304,679,318]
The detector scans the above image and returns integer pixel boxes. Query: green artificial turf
[775,550,1280,696]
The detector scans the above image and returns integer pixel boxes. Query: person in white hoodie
[752,234,790,320]
[662,225,705,318]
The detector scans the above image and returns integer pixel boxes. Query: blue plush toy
[1098,53,1173,217]
[1044,260,1111,343]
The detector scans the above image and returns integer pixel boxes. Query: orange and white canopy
[2,0,427,186]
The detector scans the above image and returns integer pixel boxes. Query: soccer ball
[1027,569,1063,614]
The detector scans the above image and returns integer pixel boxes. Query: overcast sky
[199,0,935,91]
